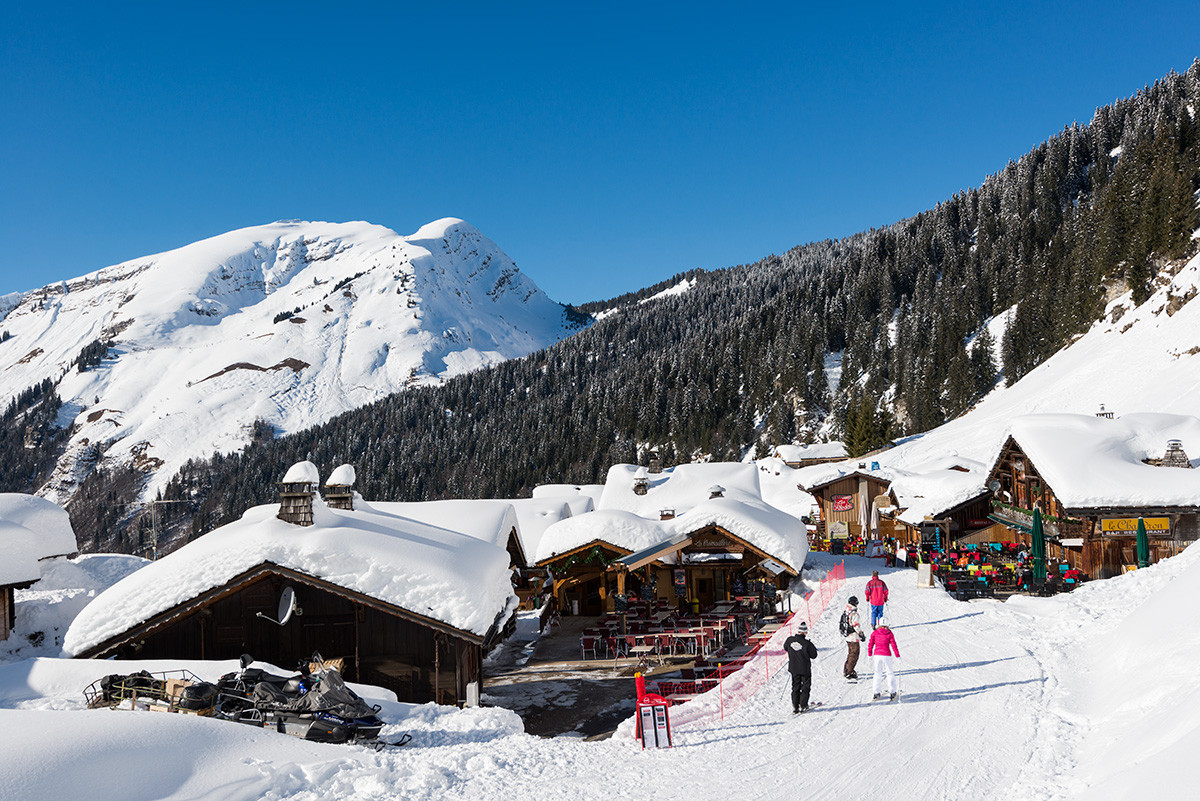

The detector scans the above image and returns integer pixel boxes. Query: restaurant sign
[1101,517,1170,533]
[832,495,854,512]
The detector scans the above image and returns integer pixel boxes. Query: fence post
[719,665,725,720]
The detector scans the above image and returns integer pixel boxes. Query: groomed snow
[7,545,1200,800]
[63,498,518,656]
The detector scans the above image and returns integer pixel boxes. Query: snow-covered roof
[798,454,990,529]
[533,510,676,564]
[371,500,520,556]
[63,498,518,656]
[773,442,848,462]
[535,496,808,574]
[0,522,40,586]
[598,462,762,517]
[281,461,320,484]
[503,498,575,565]
[326,464,356,486]
[531,484,604,511]
[670,496,807,573]
[1003,413,1200,509]
[0,494,79,576]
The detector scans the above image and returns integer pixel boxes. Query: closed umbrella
[1031,508,1047,583]
[1136,517,1150,569]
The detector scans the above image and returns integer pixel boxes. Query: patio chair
[655,633,674,658]
[580,636,598,660]
[606,636,624,661]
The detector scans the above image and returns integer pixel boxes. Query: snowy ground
[2,549,1198,800]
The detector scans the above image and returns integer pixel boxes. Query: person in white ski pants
[867,624,900,699]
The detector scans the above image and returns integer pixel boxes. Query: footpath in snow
[2,549,1199,800]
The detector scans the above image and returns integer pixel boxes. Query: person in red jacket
[864,570,889,629]
[868,624,901,701]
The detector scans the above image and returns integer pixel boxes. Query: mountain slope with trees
[11,62,1200,554]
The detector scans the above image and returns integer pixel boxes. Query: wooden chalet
[985,423,1200,578]
[536,504,804,614]
[1,574,37,643]
[72,562,490,705]
[773,443,849,470]
[66,464,517,706]
[804,471,903,541]
[0,494,81,643]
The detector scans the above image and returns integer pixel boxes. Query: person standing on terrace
[865,570,889,629]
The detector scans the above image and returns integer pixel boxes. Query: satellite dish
[257,586,302,626]
[988,480,1001,493]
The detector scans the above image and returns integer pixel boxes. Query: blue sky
[1,2,1196,304]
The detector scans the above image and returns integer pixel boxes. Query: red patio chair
[580,636,598,660]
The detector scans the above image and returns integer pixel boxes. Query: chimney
[323,464,357,510]
[1163,440,1192,469]
[660,509,676,520]
[277,461,319,526]
[708,484,725,499]
[633,466,650,495]
[1095,404,1114,419]
[648,451,663,474]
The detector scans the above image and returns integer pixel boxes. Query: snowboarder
[868,623,901,701]
[840,596,866,679]
[784,621,818,713]
[865,570,889,628]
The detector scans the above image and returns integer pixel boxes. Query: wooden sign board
[829,521,849,540]
[832,495,854,512]
[1101,517,1170,533]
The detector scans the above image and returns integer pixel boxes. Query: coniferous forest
[4,62,1200,552]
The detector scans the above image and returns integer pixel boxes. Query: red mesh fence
[665,560,845,729]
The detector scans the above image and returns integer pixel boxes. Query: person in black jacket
[784,621,818,713]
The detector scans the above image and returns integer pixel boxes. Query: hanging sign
[673,568,686,597]
[832,495,854,512]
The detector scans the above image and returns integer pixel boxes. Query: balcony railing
[989,501,1062,538]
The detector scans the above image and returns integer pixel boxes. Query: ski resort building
[63,463,518,706]
[984,413,1200,578]
[533,463,808,615]
[0,494,79,642]
[772,442,848,469]
[800,457,992,548]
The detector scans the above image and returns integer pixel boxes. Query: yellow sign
[1101,517,1170,533]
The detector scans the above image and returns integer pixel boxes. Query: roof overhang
[610,532,693,572]
[75,561,486,659]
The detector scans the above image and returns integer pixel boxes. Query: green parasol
[1031,507,1047,583]
[1136,517,1150,569]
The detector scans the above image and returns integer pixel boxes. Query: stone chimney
[660,508,676,520]
[323,464,357,510]
[277,461,319,526]
[1163,440,1192,469]
[648,450,663,474]
[633,466,649,496]
[1095,404,1114,419]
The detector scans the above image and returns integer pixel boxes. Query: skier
[865,570,889,629]
[840,596,866,680]
[868,623,901,701]
[784,621,818,713]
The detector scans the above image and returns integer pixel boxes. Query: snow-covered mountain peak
[0,218,586,513]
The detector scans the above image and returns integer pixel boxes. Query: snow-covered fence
[669,560,845,729]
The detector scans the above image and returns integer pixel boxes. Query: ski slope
[3,546,1197,800]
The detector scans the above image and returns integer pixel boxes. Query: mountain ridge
[0,217,586,524]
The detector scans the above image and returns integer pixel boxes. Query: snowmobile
[213,653,409,749]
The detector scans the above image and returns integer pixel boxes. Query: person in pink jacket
[868,624,901,701]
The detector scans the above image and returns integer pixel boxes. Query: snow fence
[669,560,845,729]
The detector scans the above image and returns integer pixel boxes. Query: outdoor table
[629,644,657,664]
[670,631,700,654]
